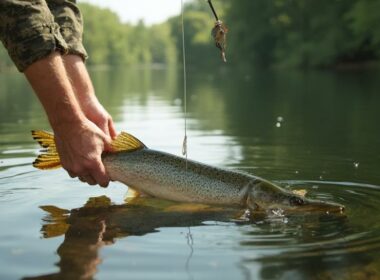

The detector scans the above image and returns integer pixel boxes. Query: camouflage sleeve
[0,0,68,72]
[0,0,88,72]
[46,0,88,61]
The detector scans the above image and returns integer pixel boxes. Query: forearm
[24,52,85,129]
[62,54,117,138]
[62,54,97,107]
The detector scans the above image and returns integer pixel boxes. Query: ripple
[239,180,380,265]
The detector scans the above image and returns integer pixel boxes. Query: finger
[86,175,97,185]
[99,120,110,137]
[90,157,110,188]
[108,118,117,139]
[68,171,77,178]
[79,175,97,186]
[102,134,114,152]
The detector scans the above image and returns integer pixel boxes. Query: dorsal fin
[111,131,146,152]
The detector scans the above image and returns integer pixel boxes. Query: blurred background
[1,0,379,70]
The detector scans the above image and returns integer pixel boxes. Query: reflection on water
[24,196,242,280]
[1,65,380,279]
[22,180,380,280]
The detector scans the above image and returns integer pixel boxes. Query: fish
[31,130,344,214]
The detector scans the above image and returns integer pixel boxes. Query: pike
[32,131,344,214]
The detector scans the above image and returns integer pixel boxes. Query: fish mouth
[296,199,345,214]
[267,199,345,215]
[252,196,345,215]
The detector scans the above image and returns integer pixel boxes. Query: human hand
[80,98,117,140]
[25,52,115,187]
[53,119,113,187]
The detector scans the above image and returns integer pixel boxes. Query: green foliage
[1,0,379,70]
[79,3,176,66]
[0,44,15,71]
[346,0,380,57]
[149,22,177,65]
[226,0,380,68]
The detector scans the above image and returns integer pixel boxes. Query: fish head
[249,181,345,214]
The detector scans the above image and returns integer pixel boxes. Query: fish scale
[104,149,253,206]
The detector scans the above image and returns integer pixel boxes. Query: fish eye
[290,196,305,206]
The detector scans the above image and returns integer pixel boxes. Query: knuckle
[100,182,109,188]
[71,165,84,175]
[82,160,94,169]
[85,160,100,171]
[99,178,110,188]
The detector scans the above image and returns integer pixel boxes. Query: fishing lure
[207,0,228,62]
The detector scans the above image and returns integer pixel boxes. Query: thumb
[98,119,110,137]
[108,118,117,139]
[102,134,114,152]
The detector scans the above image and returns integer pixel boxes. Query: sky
[79,0,184,25]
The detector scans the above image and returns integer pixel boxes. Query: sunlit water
[1,65,380,280]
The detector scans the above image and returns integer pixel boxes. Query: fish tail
[31,130,61,170]
[31,130,146,170]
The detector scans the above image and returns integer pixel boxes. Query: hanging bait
[207,0,228,62]
[211,20,228,62]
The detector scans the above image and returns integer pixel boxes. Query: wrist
[49,112,86,129]
[47,99,87,130]
[76,91,99,109]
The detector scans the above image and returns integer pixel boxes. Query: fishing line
[207,0,219,21]
[181,0,188,169]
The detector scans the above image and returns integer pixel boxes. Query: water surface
[1,65,380,279]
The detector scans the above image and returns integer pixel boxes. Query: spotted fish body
[103,149,254,206]
[32,131,344,213]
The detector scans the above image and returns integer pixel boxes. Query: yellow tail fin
[32,130,61,170]
[32,130,147,170]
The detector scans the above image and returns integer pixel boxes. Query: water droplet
[271,208,285,217]
[354,162,359,168]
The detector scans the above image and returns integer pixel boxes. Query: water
[1,65,380,280]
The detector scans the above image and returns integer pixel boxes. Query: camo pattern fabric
[0,0,88,72]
